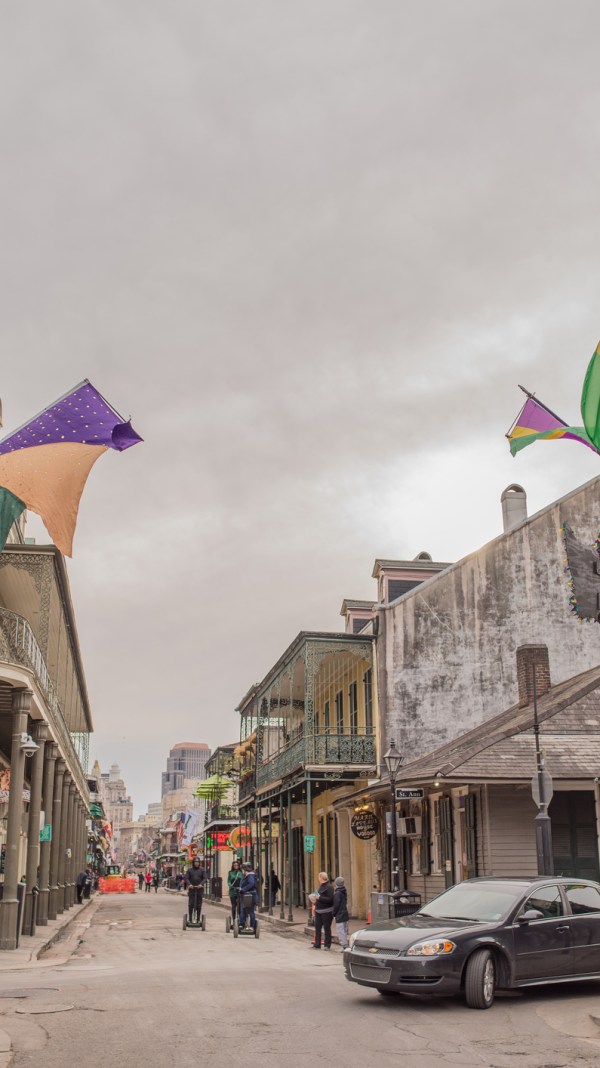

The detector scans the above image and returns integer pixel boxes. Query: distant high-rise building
[161,742,211,797]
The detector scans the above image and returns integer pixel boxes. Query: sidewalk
[0,897,94,972]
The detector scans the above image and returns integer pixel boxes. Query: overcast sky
[2,2,600,816]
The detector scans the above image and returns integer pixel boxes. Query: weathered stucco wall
[379,476,600,760]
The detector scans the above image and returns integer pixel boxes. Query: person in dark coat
[227,860,243,919]
[332,876,349,949]
[239,862,259,930]
[270,868,281,907]
[138,872,144,891]
[76,869,89,904]
[184,857,207,923]
[313,871,334,950]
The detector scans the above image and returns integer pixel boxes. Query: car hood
[354,915,492,949]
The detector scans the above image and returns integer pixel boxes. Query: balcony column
[0,688,33,950]
[23,722,49,936]
[64,781,76,908]
[74,801,83,884]
[37,742,58,926]
[48,759,66,920]
[56,770,71,914]
[306,775,313,926]
[279,795,285,920]
[287,788,294,922]
[267,798,273,917]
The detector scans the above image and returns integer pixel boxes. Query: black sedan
[344,876,600,1009]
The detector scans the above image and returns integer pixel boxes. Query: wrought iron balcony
[238,775,256,803]
[256,730,375,788]
[0,606,89,798]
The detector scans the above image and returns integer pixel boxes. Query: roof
[340,599,375,615]
[172,742,210,750]
[396,662,600,785]
[372,558,452,578]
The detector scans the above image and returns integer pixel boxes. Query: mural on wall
[562,525,600,624]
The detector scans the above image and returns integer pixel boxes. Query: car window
[565,884,600,915]
[521,885,564,919]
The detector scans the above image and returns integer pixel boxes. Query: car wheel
[464,948,496,1009]
[226,917,231,934]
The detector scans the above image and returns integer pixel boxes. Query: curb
[34,897,94,960]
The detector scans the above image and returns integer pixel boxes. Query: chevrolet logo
[368,947,378,953]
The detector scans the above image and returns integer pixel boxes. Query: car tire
[464,948,496,1009]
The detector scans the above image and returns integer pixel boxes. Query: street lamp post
[384,738,403,893]
[532,667,553,876]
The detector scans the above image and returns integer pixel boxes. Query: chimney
[501,484,527,533]
[516,645,551,708]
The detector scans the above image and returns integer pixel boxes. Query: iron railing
[0,607,89,798]
[256,731,376,788]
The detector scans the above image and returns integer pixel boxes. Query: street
[0,893,598,1067]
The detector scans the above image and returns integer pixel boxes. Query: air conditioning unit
[397,816,422,836]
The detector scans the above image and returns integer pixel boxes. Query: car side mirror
[518,908,544,923]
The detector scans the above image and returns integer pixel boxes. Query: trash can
[370,890,421,923]
[369,892,397,922]
[392,890,421,917]
[210,876,222,901]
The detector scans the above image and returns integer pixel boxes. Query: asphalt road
[0,892,599,1067]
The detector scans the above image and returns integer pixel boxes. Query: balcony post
[48,759,66,919]
[37,742,58,926]
[65,781,76,907]
[279,794,285,920]
[0,688,33,950]
[56,770,71,914]
[23,721,49,936]
[287,788,294,922]
[306,775,313,926]
[267,798,273,917]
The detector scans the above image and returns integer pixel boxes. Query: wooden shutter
[465,793,478,878]
[439,796,454,888]
[419,799,430,874]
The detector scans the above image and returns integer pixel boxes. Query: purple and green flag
[508,341,600,458]
[0,380,142,555]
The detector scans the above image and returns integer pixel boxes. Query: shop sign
[351,812,379,840]
[395,788,424,800]
[39,824,52,842]
[304,835,316,853]
[229,826,251,849]
[206,831,232,851]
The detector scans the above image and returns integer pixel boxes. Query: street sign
[395,788,424,800]
[39,823,52,842]
[531,770,554,808]
[304,835,316,853]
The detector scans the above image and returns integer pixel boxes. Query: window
[335,691,344,733]
[324,701,330,734]
[565,884,600,914]
[349,681,358,735]
[521,885,564,919]
[363,669,373,734]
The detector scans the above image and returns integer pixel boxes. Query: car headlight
[405,939,456,957]
[349,931,361,949]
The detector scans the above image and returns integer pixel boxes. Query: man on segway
[239,862,259,931]
[183,856,207,925]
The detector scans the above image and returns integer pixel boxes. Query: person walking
[333,876,349,950]
[76,869,89,904]
[144,871,152,893]
[152,869,159,893]
[227,859,243,921]
[138,872,144,891]
[269,868,281,907]
[313,871,334,950]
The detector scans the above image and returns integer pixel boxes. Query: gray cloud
[1,1,600,810]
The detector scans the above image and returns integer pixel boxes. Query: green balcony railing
[256,731,375,788]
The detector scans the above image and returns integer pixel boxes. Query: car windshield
[419,882,523,922]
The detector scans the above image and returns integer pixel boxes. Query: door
[550,792,600,880]
[439,796,454,888]
[512,884,572,981]
[563,882,600,976]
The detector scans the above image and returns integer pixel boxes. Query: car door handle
[556,925,570,932]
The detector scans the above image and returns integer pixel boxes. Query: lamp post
[384,737,403,893]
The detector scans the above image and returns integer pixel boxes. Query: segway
[225,888,239,934]
[233,892,260,939]
[183,886,206,932]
